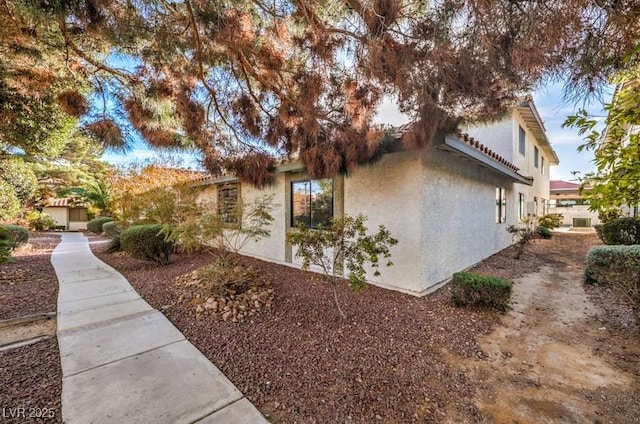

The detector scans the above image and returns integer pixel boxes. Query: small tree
[287,214,398,319]
[507,219,536,259]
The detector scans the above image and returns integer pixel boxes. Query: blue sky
[102,81,610,181]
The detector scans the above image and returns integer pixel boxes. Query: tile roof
[550,180,581,190]
[457,132,520,173]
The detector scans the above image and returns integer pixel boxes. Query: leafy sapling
[287,214,398,319]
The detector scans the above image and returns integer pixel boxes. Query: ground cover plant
[585,244,640,321]
[450,271,512,312]
[120,224,174,265]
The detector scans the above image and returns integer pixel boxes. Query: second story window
[518,126,526,156]
[534,146,539,168]
[541,157,545,174]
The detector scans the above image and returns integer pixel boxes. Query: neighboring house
[548,180,600,226]
[42,198,89,231]
[196,100,559,296]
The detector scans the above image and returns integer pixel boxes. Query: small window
[518,126,526,156]
[518,193,525,221]
[496,187,507,223]
[534,146,539,168]
[69,208,87,221]
[291,179,333,228]
[217,183,240,224]
[541,157,545,175]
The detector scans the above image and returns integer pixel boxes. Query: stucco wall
[464,118,513,160]
[343,151,425,294]
[68,221,87,231]
[419,149,515,292]
[43,207,67,228]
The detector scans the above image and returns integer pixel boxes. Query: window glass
[518,126,526,155]
[292,179,333,228]
[519,193,525,220]
[69,208,87,221]
[534,146,539,168]
[217,184,239,224]
[496,187,506,223]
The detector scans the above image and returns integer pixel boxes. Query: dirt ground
[466,232,640,424]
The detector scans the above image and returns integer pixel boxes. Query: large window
[291,179,333,228]
[217,183,240,224]
[518,126,526,156]
[534,146,539,168]
[496,187,507,223]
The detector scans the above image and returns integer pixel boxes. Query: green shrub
[585,245,640,321]
[599,217,640,245]
[536,226,553,239]
[598,208,623,223]
[1,225,29,250]
[120,224,174,265]
[451,271,512,312]
[26,211,57,231]
[86,217,114,234]
[101,221,123,253]
[538,213,563,229]
[0,226,12,263]
[594,224,604,243]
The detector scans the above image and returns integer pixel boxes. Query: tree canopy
[2,1,639,185]
[565,68,640,213]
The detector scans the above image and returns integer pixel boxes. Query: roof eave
[518,101,560,165]
[435,134,533,186]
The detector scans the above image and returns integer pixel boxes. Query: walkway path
[51,232,268,424]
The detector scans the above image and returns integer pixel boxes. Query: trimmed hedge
[87,217,114,234]
[120,224,174,265]
[585,245,640,284]
[536,226,553,239]
[598,217,640,245]
[0,226,12,263]
[101,221,123,253]
[1,225,29,250]
[585,245,640,320]
[451,271,512,311]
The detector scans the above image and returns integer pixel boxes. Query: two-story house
[196,100,559,295]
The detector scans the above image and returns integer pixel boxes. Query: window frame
[496,187,507,224]
[541,156,545,175]
[68,208,88,222]
[290,178,334,229]
[518,193,525,221]
[518,126,526,156]
[534,146,539,168]
[217,182,240,225]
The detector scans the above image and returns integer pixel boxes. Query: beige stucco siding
[420,149,515,292]
[343,151,425,294]
[43,207,67,228]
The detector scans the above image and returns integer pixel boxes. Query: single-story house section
[197,101,559,296]
[42,198,89,231]
[549,180,600,226]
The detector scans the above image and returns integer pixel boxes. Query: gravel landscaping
[91,240,514,423]
[89,232,640,423]
[0,233,62,423]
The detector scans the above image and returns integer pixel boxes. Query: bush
[451,271,512,312]
[195,257,262,296]
[538,213,563,229]
[585,245,640,321]
[598,208,623,223]
[120,224,174,265]
[26,211,57,231]
[1,225,29,250]
[87,217,114,234]
[101,221,123,253]
[598,217,640,245]
[536,226,553,239]
[0,226,12,263]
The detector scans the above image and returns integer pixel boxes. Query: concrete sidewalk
[52,232,268,424]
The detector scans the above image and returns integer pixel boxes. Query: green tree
[288,214,398,318]
[0,180,20,223]
[0,157,38,201]
[564,68,640,213]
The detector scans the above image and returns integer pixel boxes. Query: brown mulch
[0,232,62,423]
[0,338,62,423]
[0,233,61,320]
[91,231,639,423]
[92,242,502,423]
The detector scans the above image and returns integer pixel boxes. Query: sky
[102,81,611,182]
